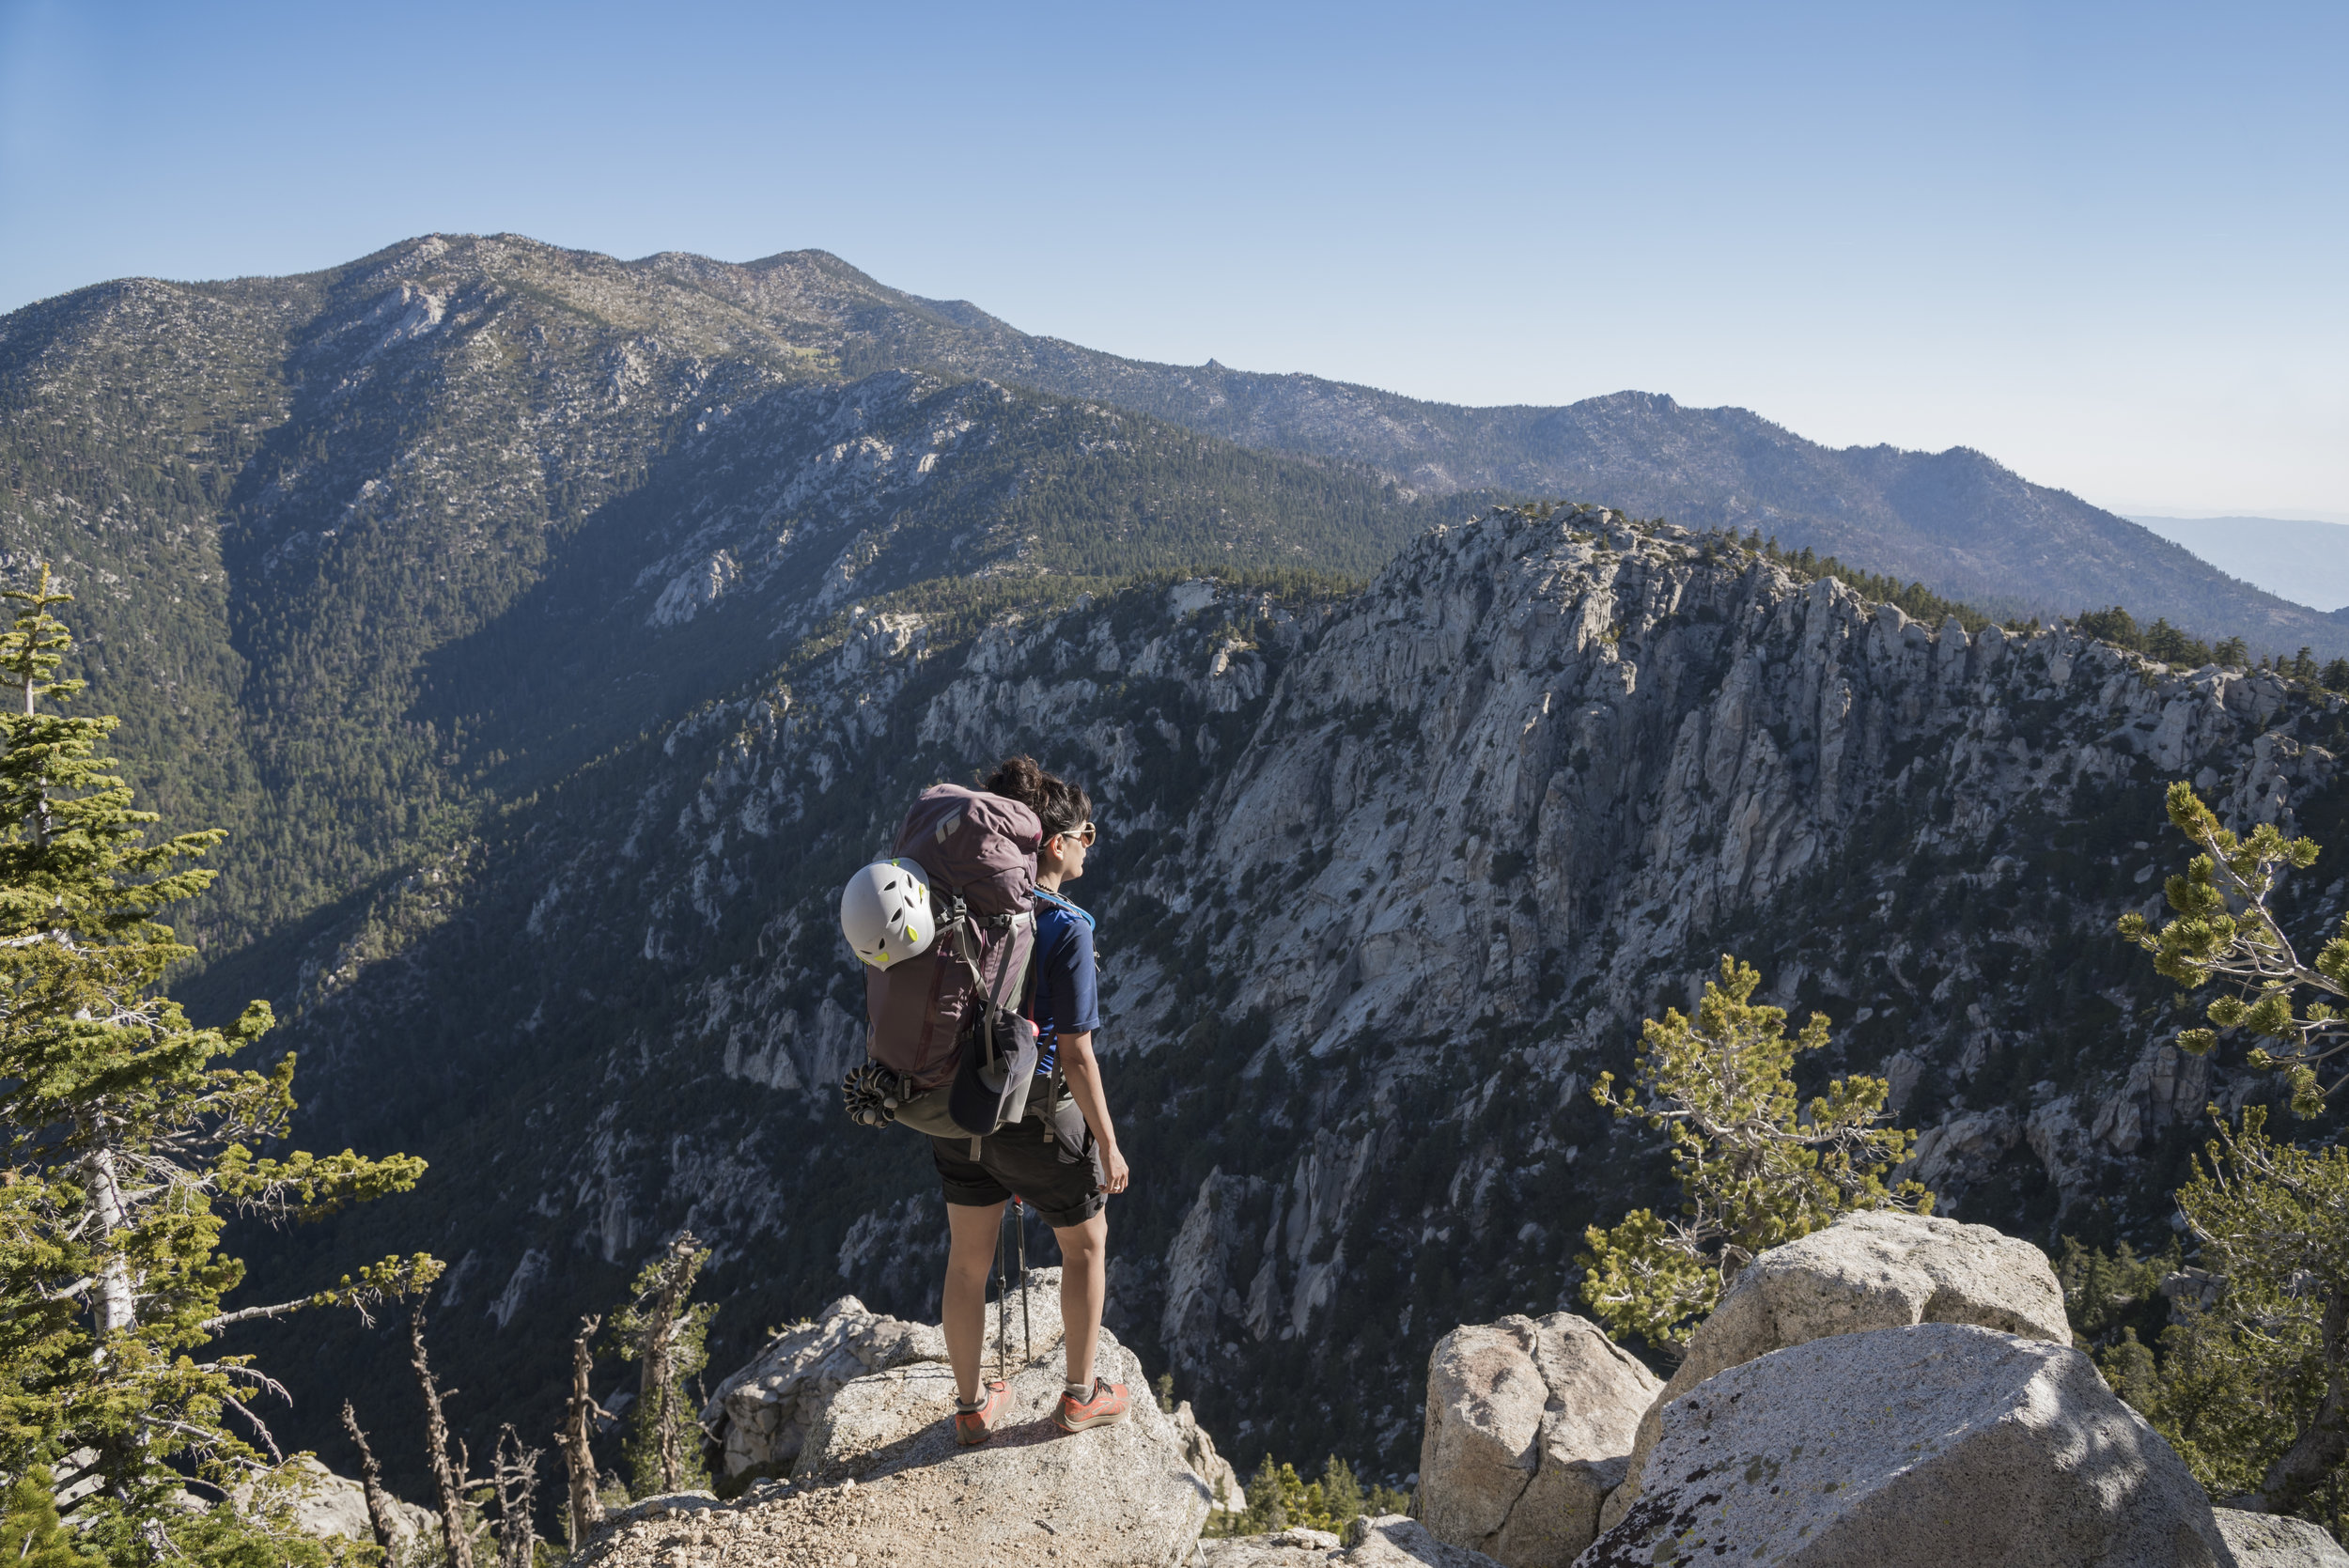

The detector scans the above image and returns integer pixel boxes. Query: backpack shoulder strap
[1030,887,1097,929]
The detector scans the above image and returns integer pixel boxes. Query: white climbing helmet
[839,859,935,968]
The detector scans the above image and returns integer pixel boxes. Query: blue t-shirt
[1025,889,1099,1077]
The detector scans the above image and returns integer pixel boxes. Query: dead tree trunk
[340,1400,401,1561]
[408,1307,475,1568]
[490,1425,541,1568]
[556,1313,609,1550]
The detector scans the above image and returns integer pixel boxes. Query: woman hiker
[939,754,1132,1444]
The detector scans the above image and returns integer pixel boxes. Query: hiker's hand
[1099,1143,1130,1195]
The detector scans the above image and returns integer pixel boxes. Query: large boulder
[1598,1209,2068,1531]
[704,1269,1070,1482]
[1574,1323,2226,1567]
[699,1292,952,1479]
[1420,1313,1660,1566]
[2215,1510,2349,1566]
[790,1325,1208,1564]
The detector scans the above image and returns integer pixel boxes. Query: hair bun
[985,754,1048,806]
[983,754,1093,841]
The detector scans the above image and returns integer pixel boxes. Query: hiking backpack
[851,784,1042,1136]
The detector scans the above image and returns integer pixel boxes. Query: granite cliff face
[238,508,2348,1491]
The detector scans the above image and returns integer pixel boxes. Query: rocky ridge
[48,232,2328,647]
[238,507,2349,1496]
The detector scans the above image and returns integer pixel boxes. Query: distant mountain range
[2128,516,2349,617]
[624,239,2349,654]
[14,234,2339,660]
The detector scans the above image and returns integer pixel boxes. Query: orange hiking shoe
[955,1380,1011,1446]
[1051,1377,1130,1433]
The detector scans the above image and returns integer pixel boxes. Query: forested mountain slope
[0,234,1464,966]
[232,510,2348,1498]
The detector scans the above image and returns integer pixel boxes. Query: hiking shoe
[1051,1377,1130,1433]
[954,1380,1011,1446]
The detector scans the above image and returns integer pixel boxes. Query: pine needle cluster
[2119,782,2348,1108]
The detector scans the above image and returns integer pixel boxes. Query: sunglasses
[1056,822,1097,847]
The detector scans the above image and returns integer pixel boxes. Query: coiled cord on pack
[841,1063,905,1127]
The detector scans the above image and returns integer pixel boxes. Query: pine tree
[612,1234,714,1498]
[1244,1455,1290,1532]
[1319,1455,1363,1526]
[557,1315,610,1549]
[0,567,439,1527]
[2112,786,2349,1523]
[2118,782,2349,1106]
[1579,955,1933,1350]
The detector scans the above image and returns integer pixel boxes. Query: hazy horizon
[2128,514,2349,614]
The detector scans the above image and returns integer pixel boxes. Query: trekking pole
[1001,1192,1019,1380]
[1014,1196,1032,1366]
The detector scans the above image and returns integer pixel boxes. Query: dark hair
[985,754,1092,839]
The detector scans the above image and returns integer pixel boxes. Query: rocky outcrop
[1342,1515,1509,1567]
[1599,1209,2068,1531]
[2214,1510,2349,1566]
[1577,1323,2227,1568]
[588,1308,1222,1568]
[699,1294,947,1480]
[1173,1398,1245,1513]
[231,1457,438,1549]
[1420,1313,1659,1566]
[792,1328,1206,1563]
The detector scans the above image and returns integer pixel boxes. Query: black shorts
[932,1118,1105,1230]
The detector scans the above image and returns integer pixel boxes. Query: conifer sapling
[1579,955,1933,1351]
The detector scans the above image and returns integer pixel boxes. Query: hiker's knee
[1055,1213,1107,1265]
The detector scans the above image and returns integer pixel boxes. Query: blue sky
[3,1,2342,521]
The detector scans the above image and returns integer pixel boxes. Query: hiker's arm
[1057,1032,1128,1194]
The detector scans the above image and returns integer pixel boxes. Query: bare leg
[1055,1211,1108,1389]
[943,1199,1006,1403]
